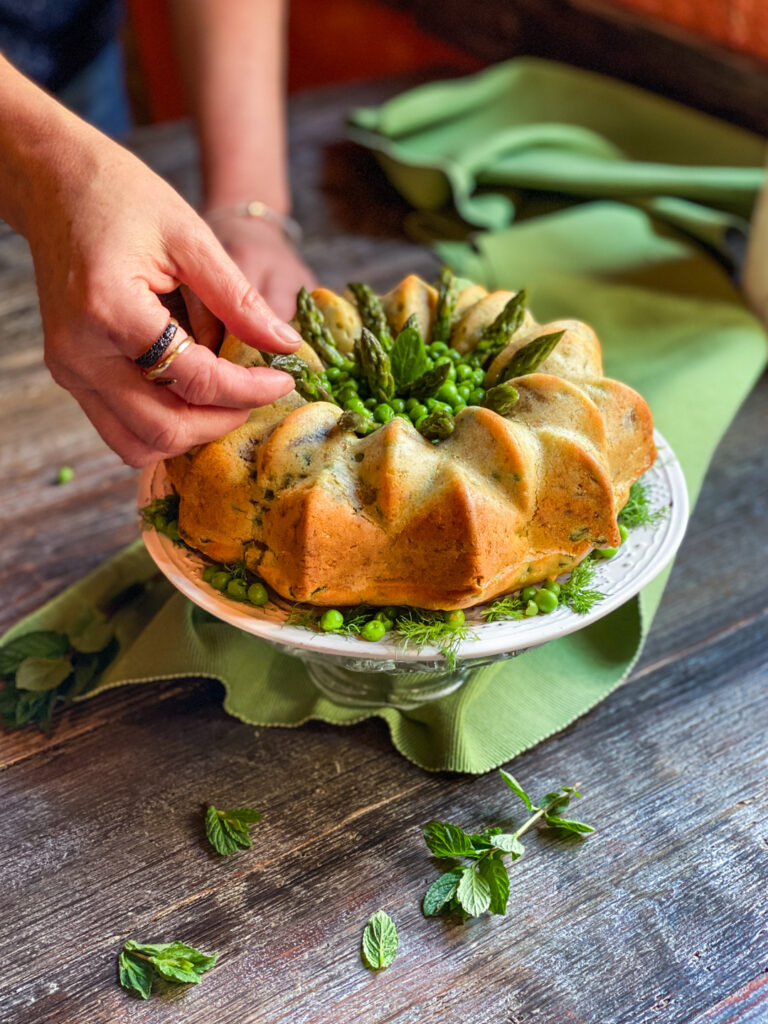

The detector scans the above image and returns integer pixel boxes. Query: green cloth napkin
[3,59,766,772]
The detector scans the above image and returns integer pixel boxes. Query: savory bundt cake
[165,273,655,609]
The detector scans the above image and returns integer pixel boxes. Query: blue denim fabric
[58,37,132,138]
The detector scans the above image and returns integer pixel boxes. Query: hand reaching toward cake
[0,55,302,468]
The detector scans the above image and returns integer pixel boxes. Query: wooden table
[1,76,767,1024]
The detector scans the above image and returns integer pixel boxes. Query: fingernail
[272,322,301,346]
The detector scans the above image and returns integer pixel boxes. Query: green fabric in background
[2,59,766,772]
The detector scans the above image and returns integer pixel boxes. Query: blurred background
[123,0,768,132]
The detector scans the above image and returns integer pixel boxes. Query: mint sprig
[118,940,218,999]
[422,772,593,919]
[205,805,262,856]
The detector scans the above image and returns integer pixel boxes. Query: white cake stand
[137,430,688,709]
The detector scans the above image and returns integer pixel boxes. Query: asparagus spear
[408,361,451,403]
[348,282,394,350]
[482,382,520,416]
[471,289,528,367]
[432,267,459,344]
[270,354,337,404]
[337,410,377,436]
[419,407,455,441]
[355,327,395,403]
[498,330,565,383]
[295,287,345,368]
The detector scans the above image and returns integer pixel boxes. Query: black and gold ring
[134,318,179,369]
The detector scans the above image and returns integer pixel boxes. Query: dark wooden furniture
[1,76,767,1024]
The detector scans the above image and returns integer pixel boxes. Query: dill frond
[618,480,666,530]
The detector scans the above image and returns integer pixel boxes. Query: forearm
[170,0,290,215]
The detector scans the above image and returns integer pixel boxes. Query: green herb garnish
[558,557,604,614]
[393,609,473,671]
[118,940,218,999]
[390,314,429,390]
[618,480,666,529]
[361,911,399,970]
[140,494,180,527]
[423,772,593,920]
[482,592,526,622]
[205,805,262,856]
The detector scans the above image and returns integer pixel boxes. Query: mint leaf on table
[422,772,594,920]
[422,821,478,859]
[390,315,429,390]
[15,656,73,692]
[423,870,463,917]
[455,866,492,917]
[498,769,534,812]
[361,911,399,970]
[205,805,262,856]
[119,940,218,999]
[0,631,70,677]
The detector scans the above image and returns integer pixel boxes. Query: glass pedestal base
[296,651,519,709]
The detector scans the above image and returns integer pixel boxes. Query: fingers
[180,285,224,352]
[166,220,302,354]
[85,358,255,463]
[73,388,168,468]
[159,341,296,409]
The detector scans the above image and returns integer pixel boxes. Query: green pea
[382,605,400,621]
[56,465,75,484]
[534,588,559,614]
[344,398,367,416]
[429,341,450,357]
[202,564,218,583]
[211,571,231,591]
[457,383,473,401]
[435,357,457,381]
[448,348,462,363]
[227,578,248,601]
[405,397,420,412]
[469,387,485,405]
[361,619,387,642]
[153,513,168,532]
[325,365,342,382]
[408,402,427,422]
[472,367,486,385]
[453,398,467,413]
[341,359,356,374]
[456,364,474,382]
[596,545,619,559]
[436,381,459,405]
[391,398,406,414]
[364,396,377,410]
[425,398,439,411]
[524,600,539,617]
[543,580,561,595]
[443,609,465,628]
[247,582,269,606]
[373,610,394,632]
[414,415,427,432]
[521,586,538,602]
[164,520,181,542]
[374,403,395,424]
[424,358,435,370]
[619,523,629,544]
[320,608,344,631]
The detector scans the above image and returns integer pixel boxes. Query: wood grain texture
[1,75,767,1024]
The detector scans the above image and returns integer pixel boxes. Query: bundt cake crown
[166,272,655,609]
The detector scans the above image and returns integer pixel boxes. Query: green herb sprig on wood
[205,805,262,856]
[118,940,219,1000]
[422,771,593,919]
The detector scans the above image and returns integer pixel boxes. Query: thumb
[168,219,302,353]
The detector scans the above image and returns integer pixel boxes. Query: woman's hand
[23,125,303,467]
[209,214,317,320]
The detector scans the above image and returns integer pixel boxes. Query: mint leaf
[15,656,73,692]
[0,631,70,677]
[455,866,491,917]
[478,854,510,916]
[544,814,594,834]
[205,805,262,856]
[361,911,398,970]
[150,942,219,984]
[422,821,478,859]
[423,870,462,916]
[119,950,154,1000]
[498,769,534,812]
[119,940,218,997]
[489,834,525,857]
[390,316,428,390]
